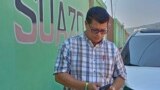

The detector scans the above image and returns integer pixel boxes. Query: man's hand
[108,85,116,90]
[87,83,101,90]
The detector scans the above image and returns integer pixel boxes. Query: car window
[122,34,160,67]
[139,37,160,67]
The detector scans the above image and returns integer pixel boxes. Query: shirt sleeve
[113,47,127,80]
[53,40,71,75]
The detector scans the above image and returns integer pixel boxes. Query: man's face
[86,19,108,45]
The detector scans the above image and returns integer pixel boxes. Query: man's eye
[100,30,105,32]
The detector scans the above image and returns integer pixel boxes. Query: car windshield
[121,34,160,67]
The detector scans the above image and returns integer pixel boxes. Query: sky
[104,0,160,28]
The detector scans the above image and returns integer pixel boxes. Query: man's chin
[93,40,102,44]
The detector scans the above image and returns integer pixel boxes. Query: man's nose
[96,32,102,37]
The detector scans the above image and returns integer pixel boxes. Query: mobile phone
[99,84,111,90]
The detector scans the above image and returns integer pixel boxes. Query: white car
[121,29,160,90]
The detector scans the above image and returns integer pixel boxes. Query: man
[54,6,126,90]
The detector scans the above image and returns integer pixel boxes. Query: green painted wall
[0,0,106,90]
[114,18,126,48]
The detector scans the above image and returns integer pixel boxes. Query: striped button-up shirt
[54,33,126,90]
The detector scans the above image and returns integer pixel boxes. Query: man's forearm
[112,76,125,90]
[55,72,86,90]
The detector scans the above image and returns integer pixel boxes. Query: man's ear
[85,21,88,27]
[84,21,88,30]
[85,21,87,24]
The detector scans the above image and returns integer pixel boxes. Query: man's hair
[86,6,110,24]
